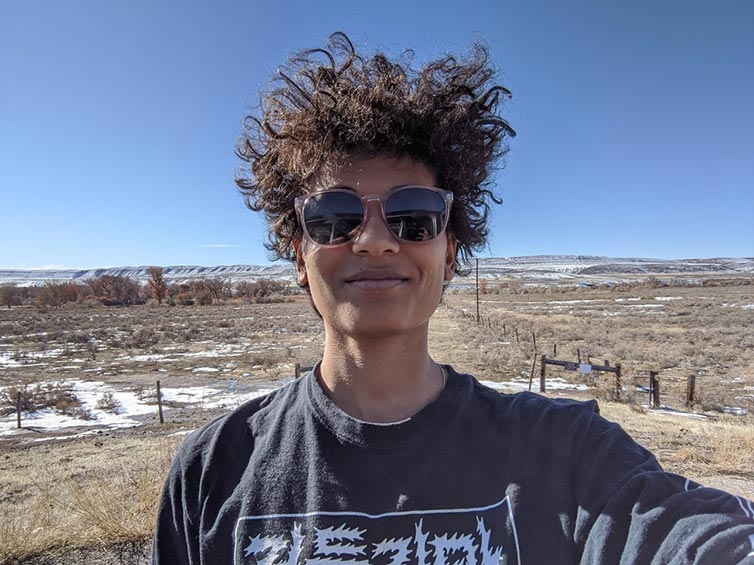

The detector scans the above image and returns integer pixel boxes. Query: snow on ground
[0,378,290,439]
[480,377,589,392]
[647,407,709,420]
[159,381,283,409]
[0,348,65,368]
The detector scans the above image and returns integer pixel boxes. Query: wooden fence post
[577,348,581,362]
[156,380,165,424]
[503,324,507,339]
[531,331,537,352]
[515,328,520,344]
[553,344,557,356]
[686,375,696,408]
[615,364,622,402]
[295,363,301,378]
[475,259,480,324]
[649,372,660,408]
[540,355,547,393]
[16,391,21,429]
[528,352,537,392]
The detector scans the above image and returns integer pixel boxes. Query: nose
[350,199,400,256]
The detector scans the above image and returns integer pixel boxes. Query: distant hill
[1,256,752,286]
[0,264,295,286]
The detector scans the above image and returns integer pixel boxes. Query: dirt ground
[1,280,753,562]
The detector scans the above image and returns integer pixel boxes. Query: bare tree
[147,267,168,304]
[89,275,142,306]
[234,279,287,303]
[235,281,253,303]
[0,284,22,308]
[253,278,287,298]
[204,279,226,304]
[175,283,194,305]
[37,283,66,309]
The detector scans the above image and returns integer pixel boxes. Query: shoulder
[448,365,601,425]
[447,367,640,464]
[172,376,308,467]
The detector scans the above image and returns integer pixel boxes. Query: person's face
[295,155,456,340]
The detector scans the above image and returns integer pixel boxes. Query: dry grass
[595,403,754,497]
[0,435,180,563]
[0,279,753,560]
[440,282,754,413]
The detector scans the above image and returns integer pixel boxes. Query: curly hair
[235,32,515,274]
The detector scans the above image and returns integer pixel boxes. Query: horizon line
[2,254,753,271]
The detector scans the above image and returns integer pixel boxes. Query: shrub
[128,328,159,349]
[96,392,122,414]
[68,332,93,344]
[0,384,39,415]
[0,382,88,418]
[135,386,158,404]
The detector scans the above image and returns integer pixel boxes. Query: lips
[345,270,409,290]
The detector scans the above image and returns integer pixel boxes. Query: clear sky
[1,0,752,269]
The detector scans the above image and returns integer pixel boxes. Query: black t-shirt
[152,366,754,564]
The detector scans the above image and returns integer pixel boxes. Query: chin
[330,309,427,339]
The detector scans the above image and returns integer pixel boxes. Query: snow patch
[479,377,589,392]
[0,378,290,439]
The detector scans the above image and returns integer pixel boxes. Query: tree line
[0,267,291,309]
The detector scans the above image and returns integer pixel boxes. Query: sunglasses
[295,186,454,246]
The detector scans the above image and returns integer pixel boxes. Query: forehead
[312,155,437,194]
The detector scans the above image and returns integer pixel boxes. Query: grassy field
[1,279,753,562]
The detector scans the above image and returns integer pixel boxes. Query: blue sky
[1,0,752,269]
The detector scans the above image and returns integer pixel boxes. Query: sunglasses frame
[294,185,454,247]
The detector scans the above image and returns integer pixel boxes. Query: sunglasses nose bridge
[350,194,400,252]
[361,193,385,214]
[358,194,388,228]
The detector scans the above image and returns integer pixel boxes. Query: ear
[444,233,457,281]
[293,240,308,286]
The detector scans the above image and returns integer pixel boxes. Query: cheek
[418,244,450,287]
[303,249,338,300]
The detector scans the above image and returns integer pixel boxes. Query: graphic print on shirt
[234,496,520,565]
[684,478,754,519]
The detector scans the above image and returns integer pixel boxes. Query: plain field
[1,280,753,561]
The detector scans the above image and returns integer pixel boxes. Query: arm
[572,412,754,564]
[151,442,201,565]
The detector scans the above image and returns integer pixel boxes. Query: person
[152,33,754,564]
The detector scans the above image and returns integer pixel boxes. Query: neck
[318,325,445,423]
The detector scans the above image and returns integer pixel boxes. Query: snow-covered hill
[0,264,296,286]
[1,256,752,286]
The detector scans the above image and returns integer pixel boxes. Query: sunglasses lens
[385,188,447,242]
[301,187,449,245]
[302,191,364,245]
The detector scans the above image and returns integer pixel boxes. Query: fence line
[444,302,703,409]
